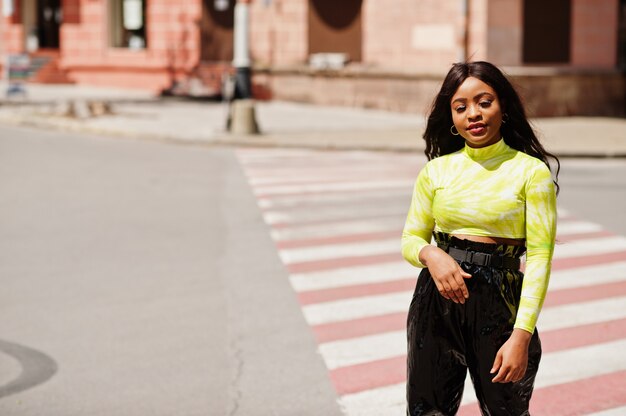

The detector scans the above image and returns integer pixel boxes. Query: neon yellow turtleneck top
[401,138,557,333]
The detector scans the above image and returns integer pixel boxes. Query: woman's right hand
[419,245,472,304]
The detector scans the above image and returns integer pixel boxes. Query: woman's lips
[468,124,486,135]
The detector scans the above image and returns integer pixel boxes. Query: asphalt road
[557,157,626,236]
[1,123,624,415]
[0,125,340,416]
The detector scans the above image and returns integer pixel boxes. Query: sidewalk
[1,83,625,157]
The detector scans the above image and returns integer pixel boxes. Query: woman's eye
[455,106,466,112]
[479,101,492,108]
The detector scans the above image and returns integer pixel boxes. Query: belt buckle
[471,251,491,266]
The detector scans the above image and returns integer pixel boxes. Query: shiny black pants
[406,233,541,416]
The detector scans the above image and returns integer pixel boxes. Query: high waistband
[434,232,526,269]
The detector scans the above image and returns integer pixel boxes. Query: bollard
[230,99,260,135]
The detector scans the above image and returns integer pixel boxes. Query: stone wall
[249,0,308,66]
[60,0,202,91]
[571,0,619,68]
[254,66,626,117]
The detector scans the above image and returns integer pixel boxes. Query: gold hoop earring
[450,125,460,136]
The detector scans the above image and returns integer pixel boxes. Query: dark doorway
[201,0,235,61]
[308,0,362,62]
[523,0,571,63]
[37,0,61,48]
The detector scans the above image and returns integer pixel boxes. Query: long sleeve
[515,163,557,333]
[402,164,436,268]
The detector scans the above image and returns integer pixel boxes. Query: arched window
[308,0,363,62]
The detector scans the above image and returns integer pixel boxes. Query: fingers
[432,279,452,301]
[438,280,465,303]
[491,352,527,383]
[490,351,509,382]
[490,357,511,383]
[510,366,527,383]
[491,367,507,383]
[490,351,502,376]
[441,271,469,303]
[452,273,469,300]
[493,367,522,383]
[427,252,471,303]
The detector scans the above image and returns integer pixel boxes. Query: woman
[402,61,559,415]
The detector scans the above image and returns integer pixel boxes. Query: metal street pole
[228,0,259,134]
[233,0,252,99]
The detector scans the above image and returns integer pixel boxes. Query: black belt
[447,246,520,270]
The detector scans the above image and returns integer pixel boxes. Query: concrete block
[230,99,260,135]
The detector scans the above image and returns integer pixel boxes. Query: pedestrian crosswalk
[236,147,626,416]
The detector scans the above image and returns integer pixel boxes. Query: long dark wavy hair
[423,61,560,192]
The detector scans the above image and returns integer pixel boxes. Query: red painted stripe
[331,355,406,396]
[552,250,626,270]
[544,280,626,307]
[298,277,416,306]
[276,229,404,249]
[530,370,626,415]
[329,319,626,396]
[456,370,626,415]
[287,252,403,273]
[541,318,626,353]
[313,312,406,344]
[255,183,414,199]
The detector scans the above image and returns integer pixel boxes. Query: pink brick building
[1,0,625,115]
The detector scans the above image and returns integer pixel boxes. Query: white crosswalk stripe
[252,179,414,196]
[270,216,405,242]
[338,383,406,416]
[263,204,410,225]
[258,188,411,209]
[548,261,626,289]
[320,331,406,370]
[279,238,400,264]
[236,148,626,416]
[553,235,626,258]
[587,406,626,416]
[289,261,415,292]
[303,292,411,326]
[556,220,604,235]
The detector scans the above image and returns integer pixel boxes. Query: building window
[109,0,147,49]
[523,0,571,64]
[200,0,235,61]
[308,0,363,62]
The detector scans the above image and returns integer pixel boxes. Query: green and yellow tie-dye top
[402,138,557,333]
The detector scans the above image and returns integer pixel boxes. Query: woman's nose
[467,104,481,119]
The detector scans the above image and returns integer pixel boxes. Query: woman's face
[450,76,503,148]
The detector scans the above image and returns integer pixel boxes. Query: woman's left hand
[490,329,532,383]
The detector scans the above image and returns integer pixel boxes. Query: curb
[1,112,625,158]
